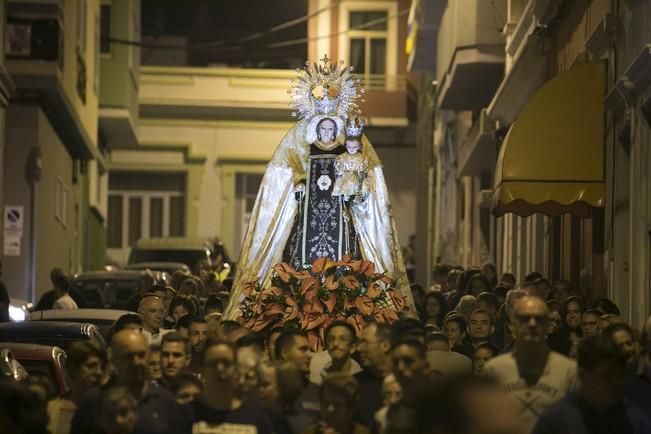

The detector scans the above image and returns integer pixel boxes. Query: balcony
[406,0,447,73]
[139,67,409,126]
[139,66,294,121]
[435,0,507,111]
[99,0,140,148]
[6,0,98,159]
[457,109,496,177]
[487,0,564,125]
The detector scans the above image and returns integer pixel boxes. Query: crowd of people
[2,262,651,434]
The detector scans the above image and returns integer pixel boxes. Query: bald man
[483,296,577,433]
[138,295,172,345]
[71,330,191,434]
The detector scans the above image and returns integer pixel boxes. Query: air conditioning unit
[6,1,62,61]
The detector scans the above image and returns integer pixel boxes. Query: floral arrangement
[237,256,405,349]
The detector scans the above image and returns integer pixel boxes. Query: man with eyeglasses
[138,295,173,345]
[354,322,393,429]
[483,296,578,433]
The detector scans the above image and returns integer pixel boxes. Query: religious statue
[223,56,414,319]
[331,117,369,202]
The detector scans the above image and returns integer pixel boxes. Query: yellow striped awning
[492,61,605,218]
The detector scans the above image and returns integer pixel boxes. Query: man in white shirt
[483,295,577,433]
[52,268,78,310]
[138,296,172,345]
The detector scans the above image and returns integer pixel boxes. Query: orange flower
[366,281,384,299]
[295,270,312,280]
[261,286,283,297]
[263,303,283,317]
[284,298,299,321]
[355,296,374,316]
[325,274,339,290]
[346,314,364,335]
[389,290,405,312]
[251,316,274,332]
[377,274,392,285]
[302,311,326,331]
[273,262,296,282]
[322,316,334,330]
[300,277,318,299]
[303,299,324,314]
[382,309,399,323]
[242,282,256,298]
[312,257,328,274]
[372,310,386,324]
[348,259,362,272]
[341,275,360,290]
[359,260,376,277]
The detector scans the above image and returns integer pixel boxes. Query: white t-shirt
[309,350,362,385]
[483,351,578,433]
[52,294,78,310]
[142,328,174,346]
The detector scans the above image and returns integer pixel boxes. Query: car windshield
[129,249,208,270]
[74,279,138,310]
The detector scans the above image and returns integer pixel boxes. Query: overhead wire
[107,2,409,53]
[266,7,410,48]
[110,0,339,51]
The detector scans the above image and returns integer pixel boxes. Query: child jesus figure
[332,133,368,202]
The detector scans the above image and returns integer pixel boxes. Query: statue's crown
[346,117,365,138]
[289,54,365,120]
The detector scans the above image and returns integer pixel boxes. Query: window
[348,10,388,76]
[234,173,263,255]
[100,4,111,54]
[107,172,186,248]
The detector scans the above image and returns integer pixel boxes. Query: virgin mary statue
[223,56,414,319]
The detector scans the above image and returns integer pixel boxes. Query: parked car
[28,309,134,339]
[72,270,169,310]
[128,237,214,272]
[0,343,70,395]
[124,261,190,275]
[0,321,107,350]
[0,348,29,381]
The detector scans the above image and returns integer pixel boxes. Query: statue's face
[345,140,360,154]
[318,119,337,144]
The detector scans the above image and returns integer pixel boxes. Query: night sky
[142,0,308,68]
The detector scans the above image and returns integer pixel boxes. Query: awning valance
[492,61,605,218]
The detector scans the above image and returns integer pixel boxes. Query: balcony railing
[139,67,407,120]
[357,74,407,91]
